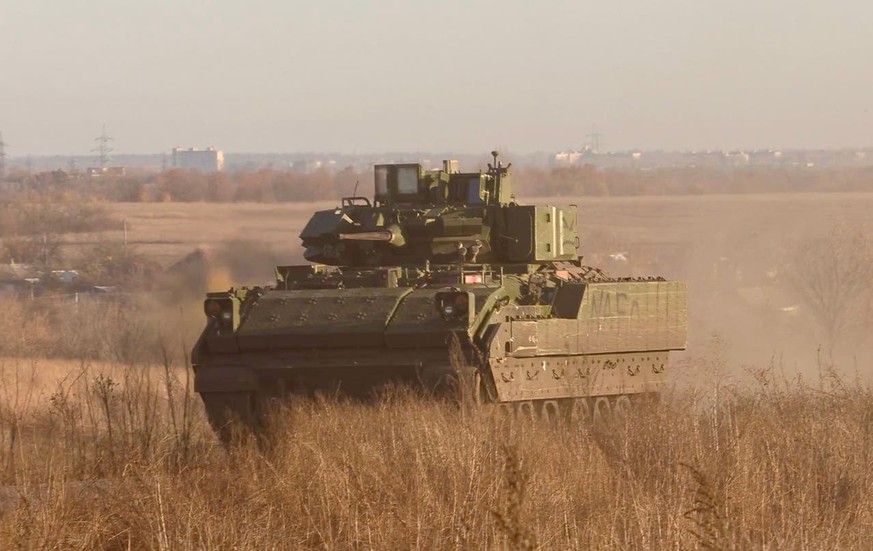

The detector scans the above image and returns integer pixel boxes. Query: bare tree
[786,222,873,350]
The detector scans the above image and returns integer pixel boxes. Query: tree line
[3,164,873,204]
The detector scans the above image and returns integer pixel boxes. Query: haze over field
[2,0,872,155]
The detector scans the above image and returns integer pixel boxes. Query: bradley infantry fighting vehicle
[192,152,687,438]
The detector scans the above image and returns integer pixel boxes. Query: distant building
[172,147,224,172]
[552,151,583,165]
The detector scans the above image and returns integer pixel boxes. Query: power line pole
[92,124,114,168]
[587,127,604,152]
[0,131,6,179]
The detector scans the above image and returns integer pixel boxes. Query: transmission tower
[587,127,604,152]
[92,124,114,168]
[0,131,6,179]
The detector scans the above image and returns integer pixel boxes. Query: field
[2,192,872,547]
[86,193,873,367]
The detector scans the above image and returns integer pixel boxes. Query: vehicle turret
[300,152,580,267]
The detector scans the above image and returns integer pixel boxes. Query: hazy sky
[1,0,871,155]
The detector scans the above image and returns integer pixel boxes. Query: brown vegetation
[0,351,871,548]
[786,222,873,351]
[4,164,873,206]
[1,176,873,547]
[0,283,214,362]
[0,200,118,266]
[515,164,873,196]
[7,166,364,204]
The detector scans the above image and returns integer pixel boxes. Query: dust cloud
[563,192,873,381]
[145,193,872,382]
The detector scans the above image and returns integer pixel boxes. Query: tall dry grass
[0,296,203,364]
[0,351,871,549]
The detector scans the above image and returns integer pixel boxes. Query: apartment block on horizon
[171,147,224,172]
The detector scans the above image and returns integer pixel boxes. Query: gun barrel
[338,230,394,242]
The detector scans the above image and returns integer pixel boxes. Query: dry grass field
[2,192,873,548]
[1,357,871,548]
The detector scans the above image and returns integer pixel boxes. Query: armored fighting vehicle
[192,152,687,437]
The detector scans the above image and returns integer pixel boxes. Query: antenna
[92,124,114,168]
[0,131,6,179]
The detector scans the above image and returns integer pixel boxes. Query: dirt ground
[67,193,873,379]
